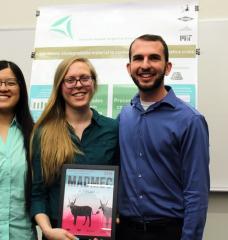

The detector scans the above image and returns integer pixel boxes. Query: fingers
[65,231,76,240]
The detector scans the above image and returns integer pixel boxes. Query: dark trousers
[116,216,183,240]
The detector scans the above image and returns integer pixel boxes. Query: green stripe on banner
[34,45,196,60]
[169,45,196,58]
[34,46,129,59]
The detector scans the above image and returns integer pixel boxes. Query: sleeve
[180,115,210,240]
[30,129,49,219]
[113,119,120,166]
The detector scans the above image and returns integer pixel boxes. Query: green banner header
[169,45,196,58]
[34,45,196,60]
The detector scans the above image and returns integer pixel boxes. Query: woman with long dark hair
[0,60,36,239]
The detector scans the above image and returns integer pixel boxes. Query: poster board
[29,1,198,119]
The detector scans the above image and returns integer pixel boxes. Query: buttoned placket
[0,132,11,240]
[136,112,147,201]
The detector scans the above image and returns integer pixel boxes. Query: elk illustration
[98,200,112,227]
[68,198,93,227]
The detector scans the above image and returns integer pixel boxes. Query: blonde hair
[30,57,98,184]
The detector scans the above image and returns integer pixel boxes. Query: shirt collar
[159,86,177,108]
[67,108,102,133]
[131,85,177,110]
[91,108,102,127]
[10,116,19,127]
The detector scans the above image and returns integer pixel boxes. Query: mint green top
[0,119,35,240]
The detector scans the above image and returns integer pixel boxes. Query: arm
[30,129,48,221]
[35,213,75,240]
[181,115,210,240]
[31,130,75,240]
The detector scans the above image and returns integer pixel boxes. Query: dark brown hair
[129,34,169,62]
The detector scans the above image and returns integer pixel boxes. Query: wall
[199,2,228,238]
[0,1,227,239]
[198,19,228,191]
[1,0,228,28]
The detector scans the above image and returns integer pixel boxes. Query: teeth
[139,72,156,77]
[140,74,152,77]
[73,93,85,97]
[0,96,9,99]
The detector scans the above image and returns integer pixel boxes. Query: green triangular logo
[50,16,73,39]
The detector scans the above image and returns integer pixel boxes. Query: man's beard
[131,71,165,93]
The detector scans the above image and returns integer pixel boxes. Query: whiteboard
[0,20,227,191]
[198,19,228,191]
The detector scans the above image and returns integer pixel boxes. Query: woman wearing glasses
[0,60,36,239]
[30,57,118,240]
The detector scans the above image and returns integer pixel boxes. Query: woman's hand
[35,214,76,240]
[44,227,76,240]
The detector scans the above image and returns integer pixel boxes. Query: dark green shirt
[31,109,119,221]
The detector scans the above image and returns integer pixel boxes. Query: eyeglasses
[0,78,18,88]
[63,76,93,89]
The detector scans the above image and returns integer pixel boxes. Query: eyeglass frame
[63,75,94,89]
[0,78,18,88]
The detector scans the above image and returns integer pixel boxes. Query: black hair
[128,34,169,62]
[0,60,34,212]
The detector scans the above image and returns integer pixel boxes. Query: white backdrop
[0,6,227,192]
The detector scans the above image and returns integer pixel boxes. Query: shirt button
[139,152,142,157]
[139,195,143,199]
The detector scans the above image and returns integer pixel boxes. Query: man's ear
[165,62,172,76]
[126,63,131,75]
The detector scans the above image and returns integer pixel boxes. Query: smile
[0,95,10,99]
[72,92,87,97]
[138,71,157,78]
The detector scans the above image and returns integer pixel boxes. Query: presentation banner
[30,0,198,120]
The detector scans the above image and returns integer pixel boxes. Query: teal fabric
[31,109,119,222]
[0,119,35,240]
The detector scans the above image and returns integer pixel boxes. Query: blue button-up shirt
[118,86,210,240]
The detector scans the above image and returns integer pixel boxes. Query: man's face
[127,39,172,92]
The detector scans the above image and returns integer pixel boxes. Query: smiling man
[117,34,210,240]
